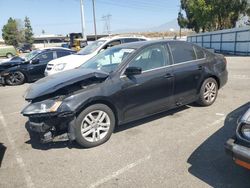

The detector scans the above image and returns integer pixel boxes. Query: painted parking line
[231,75,250,80]
[89,155,151,188]
[0,111,34,188]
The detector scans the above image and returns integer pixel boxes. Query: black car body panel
[225,107,250,169]
[21,40,228,144]
[0,48,75,84]
[25,68,109,100]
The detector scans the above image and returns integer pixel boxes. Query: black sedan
[21,40,228,148]
[225,106,250,170]
[0,48,75,85]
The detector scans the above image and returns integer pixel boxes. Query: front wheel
[5,71,26,85]
[196,78,218,106]
[75,104,115,148]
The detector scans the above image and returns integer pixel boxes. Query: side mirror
[124,67,142,76]
[31,58,39,64]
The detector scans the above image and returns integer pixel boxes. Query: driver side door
[119,44,174,122]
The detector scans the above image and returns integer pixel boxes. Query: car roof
[40,47,74,51]
[114,39,192,50]
[98,34,147,41]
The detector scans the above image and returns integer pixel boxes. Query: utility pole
[80,0,86,41]
[92,0,97,40]
[102,14,112,35]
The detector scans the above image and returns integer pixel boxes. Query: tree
[2,17,19,46]
[24,16,34,44]
[179,0,249,32]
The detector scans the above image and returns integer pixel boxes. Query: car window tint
[169,42,196,64]
[128,44,168,72]
[57,51,71,58]
[103,40,121,50]
[123,38,139,43]
[37,52,53,62]
[194,46,205,59]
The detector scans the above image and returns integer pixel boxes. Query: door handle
[164,73,174,79]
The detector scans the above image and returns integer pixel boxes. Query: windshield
[77,40,106,55]
[25,50,41,61]
[81,47,135,73]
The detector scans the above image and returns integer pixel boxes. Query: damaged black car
[225,106,250,170]
[21,40,228,148]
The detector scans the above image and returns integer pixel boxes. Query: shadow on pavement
[0,143,7,168]
[187,102,250,188]
[24,105,190,150]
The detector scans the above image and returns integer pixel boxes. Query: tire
[6,53,13,58]
[5,71,26,85]
[75,104,115,148]
[196,77,218,106]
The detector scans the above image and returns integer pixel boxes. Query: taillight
[223,57,227,65]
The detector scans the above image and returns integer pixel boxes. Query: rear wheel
[5,71,26,85]
[75,104,115,148]
[196,78,218,106]
[6,53,13,58]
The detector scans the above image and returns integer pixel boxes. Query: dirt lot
[0,56,250,188]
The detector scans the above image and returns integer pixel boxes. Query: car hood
[49,54,95,66]
[24,68,109,100]
[0,60,26,70]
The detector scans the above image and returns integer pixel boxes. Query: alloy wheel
[7,72,25,85]
[203,82,217,103]
[81,110,111,142]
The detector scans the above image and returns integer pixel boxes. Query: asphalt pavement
[0,56,250,188]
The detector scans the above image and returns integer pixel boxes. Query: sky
[0,0,180,36]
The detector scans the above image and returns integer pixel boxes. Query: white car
[45,35,148,76]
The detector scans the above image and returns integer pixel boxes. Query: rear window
[169,42,196,64]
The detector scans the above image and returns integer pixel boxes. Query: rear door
[168,42,206,105]
[119,44,174,122]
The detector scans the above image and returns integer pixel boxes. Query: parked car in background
[225,106,250,170]
[44,35,148,76]
[0,46,17,58]
[0,47,75,85]
[17,43,33,53]
[22,40,228,148]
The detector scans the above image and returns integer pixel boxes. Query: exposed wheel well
[76,100,119,126]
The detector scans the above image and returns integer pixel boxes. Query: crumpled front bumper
[225,138,250,169]
[26,113,76,143]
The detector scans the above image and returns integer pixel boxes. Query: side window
[123,38,139,43]
[57,51,71,58]
[169,42,196,64]
[37,52,53,62]
[102,40,121,50]
[128,44,169,72]
[194,46,205,59]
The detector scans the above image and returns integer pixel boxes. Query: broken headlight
[21,99,62,115]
